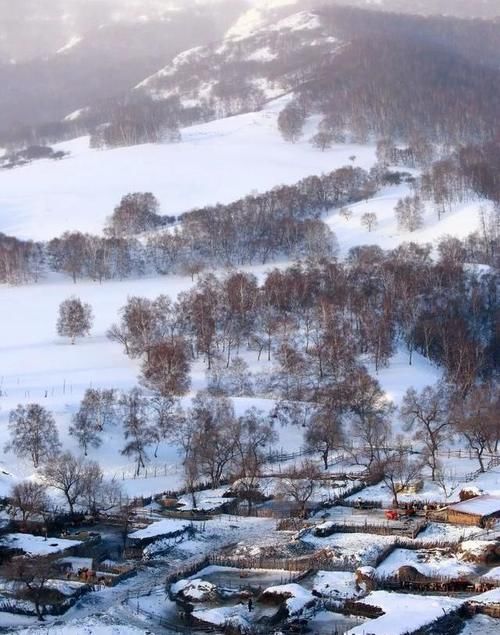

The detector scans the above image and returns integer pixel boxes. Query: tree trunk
[322,449,328,470]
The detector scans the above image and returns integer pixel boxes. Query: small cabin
[444,495,500,527]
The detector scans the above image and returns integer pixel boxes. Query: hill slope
[0,99,375,240]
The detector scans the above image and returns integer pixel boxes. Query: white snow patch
[56,36,82,54]
[129,518,190,541]
[0,533,82,556]
[347,591,464,634]
[262,582,314,614]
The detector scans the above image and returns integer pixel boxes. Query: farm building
[442,495,500,527]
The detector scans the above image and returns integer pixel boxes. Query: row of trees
[6,451,121,518]
[4,141,500,286]
[9,380,497,519]
[176,165,377,266]
[2,164,377,285]
[107,248,497,396]
[89,96,182,149]
[95,253,498,491]
[3,388,278,499]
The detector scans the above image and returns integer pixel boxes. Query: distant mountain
[332,0,500,19]
[135,8,340,120]
[0,0,246,141]
[2,0,500,148]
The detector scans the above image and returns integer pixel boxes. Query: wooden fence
[207,552,358,573]
[313,519,427,539]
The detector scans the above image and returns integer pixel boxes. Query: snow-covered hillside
[0,99,375,241]
[136,4,339,113]
[0,95,486,251]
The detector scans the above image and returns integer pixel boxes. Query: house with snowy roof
[443,495,500,527]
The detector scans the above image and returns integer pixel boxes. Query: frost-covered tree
[119,388,155,476]
[311,131,334,151]
[105,192,162,237]
[395,196,424,232]
[149,395,184,457]
[278,103,306,143]
[207,356,254,397]
[140,338,191,396]
[5,404,60,468]
[361,212,378,232]
[57,296,93,343]
[69,388,117,455]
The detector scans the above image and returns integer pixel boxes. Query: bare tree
[278,103,306,143]
[311,131,334,151]
[105,192,161,237]
[347,369,394,472]
[279,461,321,518]
[9,481,50,524]
[150,395,184,457]
[106,323,130,355]
[395,196,424,232]
[1,556,59,621]
[434,463,460,502]
[83,476,123,517]
[69,388,117,456]
[5,404,60,468]
[42,452,101,515]
[361,212,378,232]
[400,384,451,480]
[376,443,424,507]
[305,404,343,470]
[57,296,93,344]
[453,382,498,472]
[140,338,191,396]
[232,408,277,514]
[189,392,237,488]
[339,207,353,221]
[207,356,254,397]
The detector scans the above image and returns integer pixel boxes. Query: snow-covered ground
[375,547,478,580]
[300,530,395,567]
[0,533,82,556]
[326,186,488,257]
[0,250,449,501]
[0,100,375,241]
[346,591,464,635]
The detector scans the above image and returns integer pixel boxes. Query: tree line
[292,5,500,147]
[5,252,498,518]
[0,165,377,284]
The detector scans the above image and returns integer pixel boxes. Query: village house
[441,495,500,527]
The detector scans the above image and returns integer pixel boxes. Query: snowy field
[0,264,444,498]
[0,99,376,241]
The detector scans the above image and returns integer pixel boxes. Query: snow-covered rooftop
[447,495,500,517]
[0,533,82,556]
[128,518,190,541]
